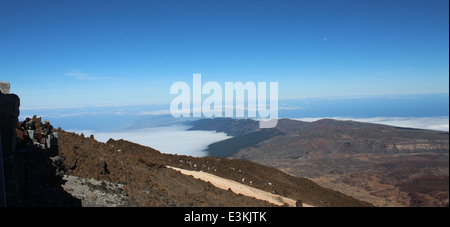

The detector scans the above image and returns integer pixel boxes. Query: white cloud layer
[72,125,231,157]
[293,116,449,132]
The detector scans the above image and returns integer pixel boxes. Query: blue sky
[1,0,449,108]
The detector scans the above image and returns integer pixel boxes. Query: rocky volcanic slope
[57,130,372,207]
[57,131,274,207]
[192,118,449,207]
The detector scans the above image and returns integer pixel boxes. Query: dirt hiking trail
[168,166,313,207]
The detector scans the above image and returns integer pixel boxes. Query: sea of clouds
[73,125,231,157]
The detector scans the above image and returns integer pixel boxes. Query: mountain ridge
[187,117,449,207]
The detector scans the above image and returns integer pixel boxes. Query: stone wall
[1,92,80,206]
[0,92,20,206]
[0,82,10,94]
[0,93,20,156]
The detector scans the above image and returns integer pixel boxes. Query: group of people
[17,118,56,150]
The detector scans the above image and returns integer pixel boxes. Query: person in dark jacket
[20,117,36,130]
[42,120,53,135]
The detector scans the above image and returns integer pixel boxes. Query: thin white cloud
[278,106,305,110]
[65,69,113,81]
[66,73,91,80]
[21,101,167,111]
[66,70,94,80]
[25,110,130,119]
[137,110,171,116]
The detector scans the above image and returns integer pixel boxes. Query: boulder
[0,81,10,94]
